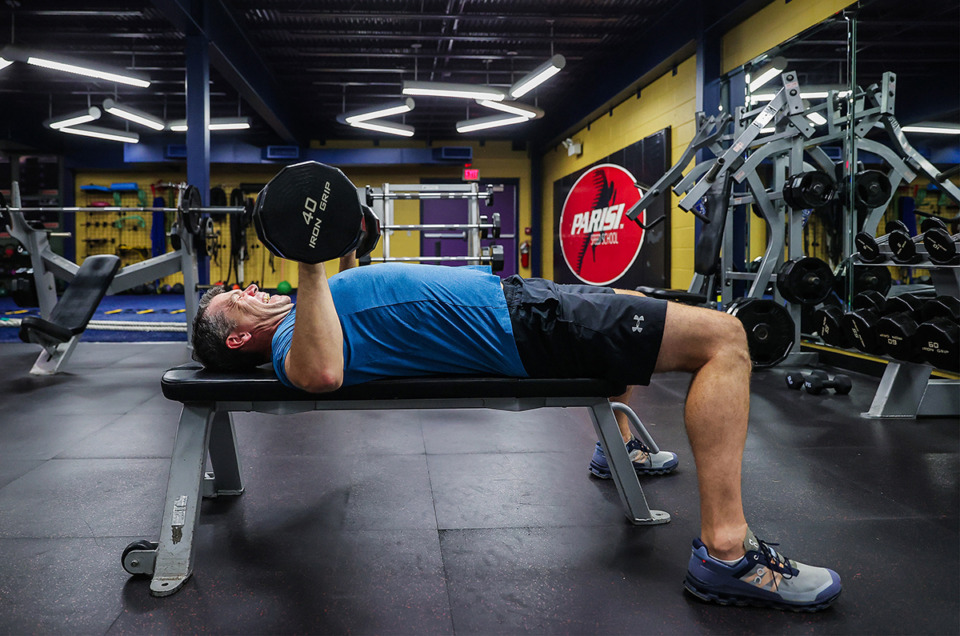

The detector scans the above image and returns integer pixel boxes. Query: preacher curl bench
[123,363,671,596]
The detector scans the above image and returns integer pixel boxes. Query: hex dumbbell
[887,217,947,264]
[921,222,960,265]
[914,297,960,372]
[876,295,958,363]
[253,161,381,263]
[785,369,852,395]
[855,220,909,264]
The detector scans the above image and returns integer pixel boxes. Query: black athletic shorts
[502,276,667,386]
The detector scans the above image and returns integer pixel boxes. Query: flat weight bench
[124,363,670,597]
[19,254,121,375]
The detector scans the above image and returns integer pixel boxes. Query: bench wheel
[122,540,159,577]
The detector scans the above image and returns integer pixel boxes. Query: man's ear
[226,331,252,350]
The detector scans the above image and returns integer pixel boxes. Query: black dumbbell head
[254,161,363,263]
[355,204,382,258]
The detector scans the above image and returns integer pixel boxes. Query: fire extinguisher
[520,241,530,269]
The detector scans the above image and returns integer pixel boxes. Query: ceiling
[0,0,956,155]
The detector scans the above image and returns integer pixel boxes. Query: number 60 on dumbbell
[253,161,381,263]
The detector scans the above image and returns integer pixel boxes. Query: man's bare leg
[652,301,752,561]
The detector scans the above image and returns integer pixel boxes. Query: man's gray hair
[191,287,265,371]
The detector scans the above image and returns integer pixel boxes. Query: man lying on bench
[191,253,842,612]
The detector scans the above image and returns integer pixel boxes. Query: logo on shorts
[559,164,646,286]
[632,314,644,333]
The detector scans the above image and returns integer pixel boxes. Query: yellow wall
[536,0,855,287]
[74,138,531,291]
[540,56,698,286]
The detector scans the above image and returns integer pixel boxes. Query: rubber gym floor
[0,338,956,634]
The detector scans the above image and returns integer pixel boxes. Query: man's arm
[284,262,344,393]
[339,251,357,271]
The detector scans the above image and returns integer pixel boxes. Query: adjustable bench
[19,254,122,375]
[123,363,670,597]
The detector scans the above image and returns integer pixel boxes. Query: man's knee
[658,305,751,373]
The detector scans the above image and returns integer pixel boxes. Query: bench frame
[127,390,670,597]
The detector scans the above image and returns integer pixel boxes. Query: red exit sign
[463,168,480,181]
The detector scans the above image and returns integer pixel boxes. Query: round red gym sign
[559,163,645,285]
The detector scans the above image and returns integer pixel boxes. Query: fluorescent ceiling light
[0,57,11,70]
[456,114,529,133]
[806,112,827,125]
[1,45,151,88]
[348,119,415,137]
[168,117,251,132]
[340,98,415,124]
[747,56,786,92]
[509,54,565,99]
[476,99,544,119]
[57,124,139,143]
[402,80,506,101]
[748,88,851,104]
[44,106,101,130]
[102,98,165,130]
[902,123,960,135]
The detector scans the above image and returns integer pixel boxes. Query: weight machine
[625,69,959,418]
[2,182,246,372]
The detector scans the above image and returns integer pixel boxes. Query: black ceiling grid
[0,0,954,153]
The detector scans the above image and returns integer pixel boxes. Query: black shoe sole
[683,574,841,612]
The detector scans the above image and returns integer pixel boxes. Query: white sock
[714,555,744,566]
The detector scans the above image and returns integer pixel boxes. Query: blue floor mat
[0,294,191,342]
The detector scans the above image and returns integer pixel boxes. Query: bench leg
[148,403,213,597]
[29,336,80,375]
[589,400,670,526]
[205,410,244,497]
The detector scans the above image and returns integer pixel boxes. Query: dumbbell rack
[363,182,497,268]
[854,253,959,419]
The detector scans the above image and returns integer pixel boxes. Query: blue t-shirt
[272,264,528,388]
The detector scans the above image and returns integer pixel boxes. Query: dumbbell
[253,161,381,263]
[785,369,828,390]
[784,369,852,395]
[874,294,950,362]
[854,220,909,264]
[914,296,960,372]
[888,218,948,264]
[839,290,928,354]
[837,290,885,352]
[921,222,960,265]
[813,304,850,347]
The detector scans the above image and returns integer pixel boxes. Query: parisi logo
[568,203,626,237]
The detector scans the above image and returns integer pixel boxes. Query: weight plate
[727,298,795,368]
[776,257,835,305]
[782,171,835,210]
[854,170,892,208]
[179,185,203,235]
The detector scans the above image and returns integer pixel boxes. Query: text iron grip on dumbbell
[253,161,380,263]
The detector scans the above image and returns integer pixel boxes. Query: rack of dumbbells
[362,182,504,271]
[624,69,958,417]
[839,213,959,417]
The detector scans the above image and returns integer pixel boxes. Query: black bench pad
[161,363,626,403]
[19,254,121,344]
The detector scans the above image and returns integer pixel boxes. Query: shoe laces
[753,538,799,578]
